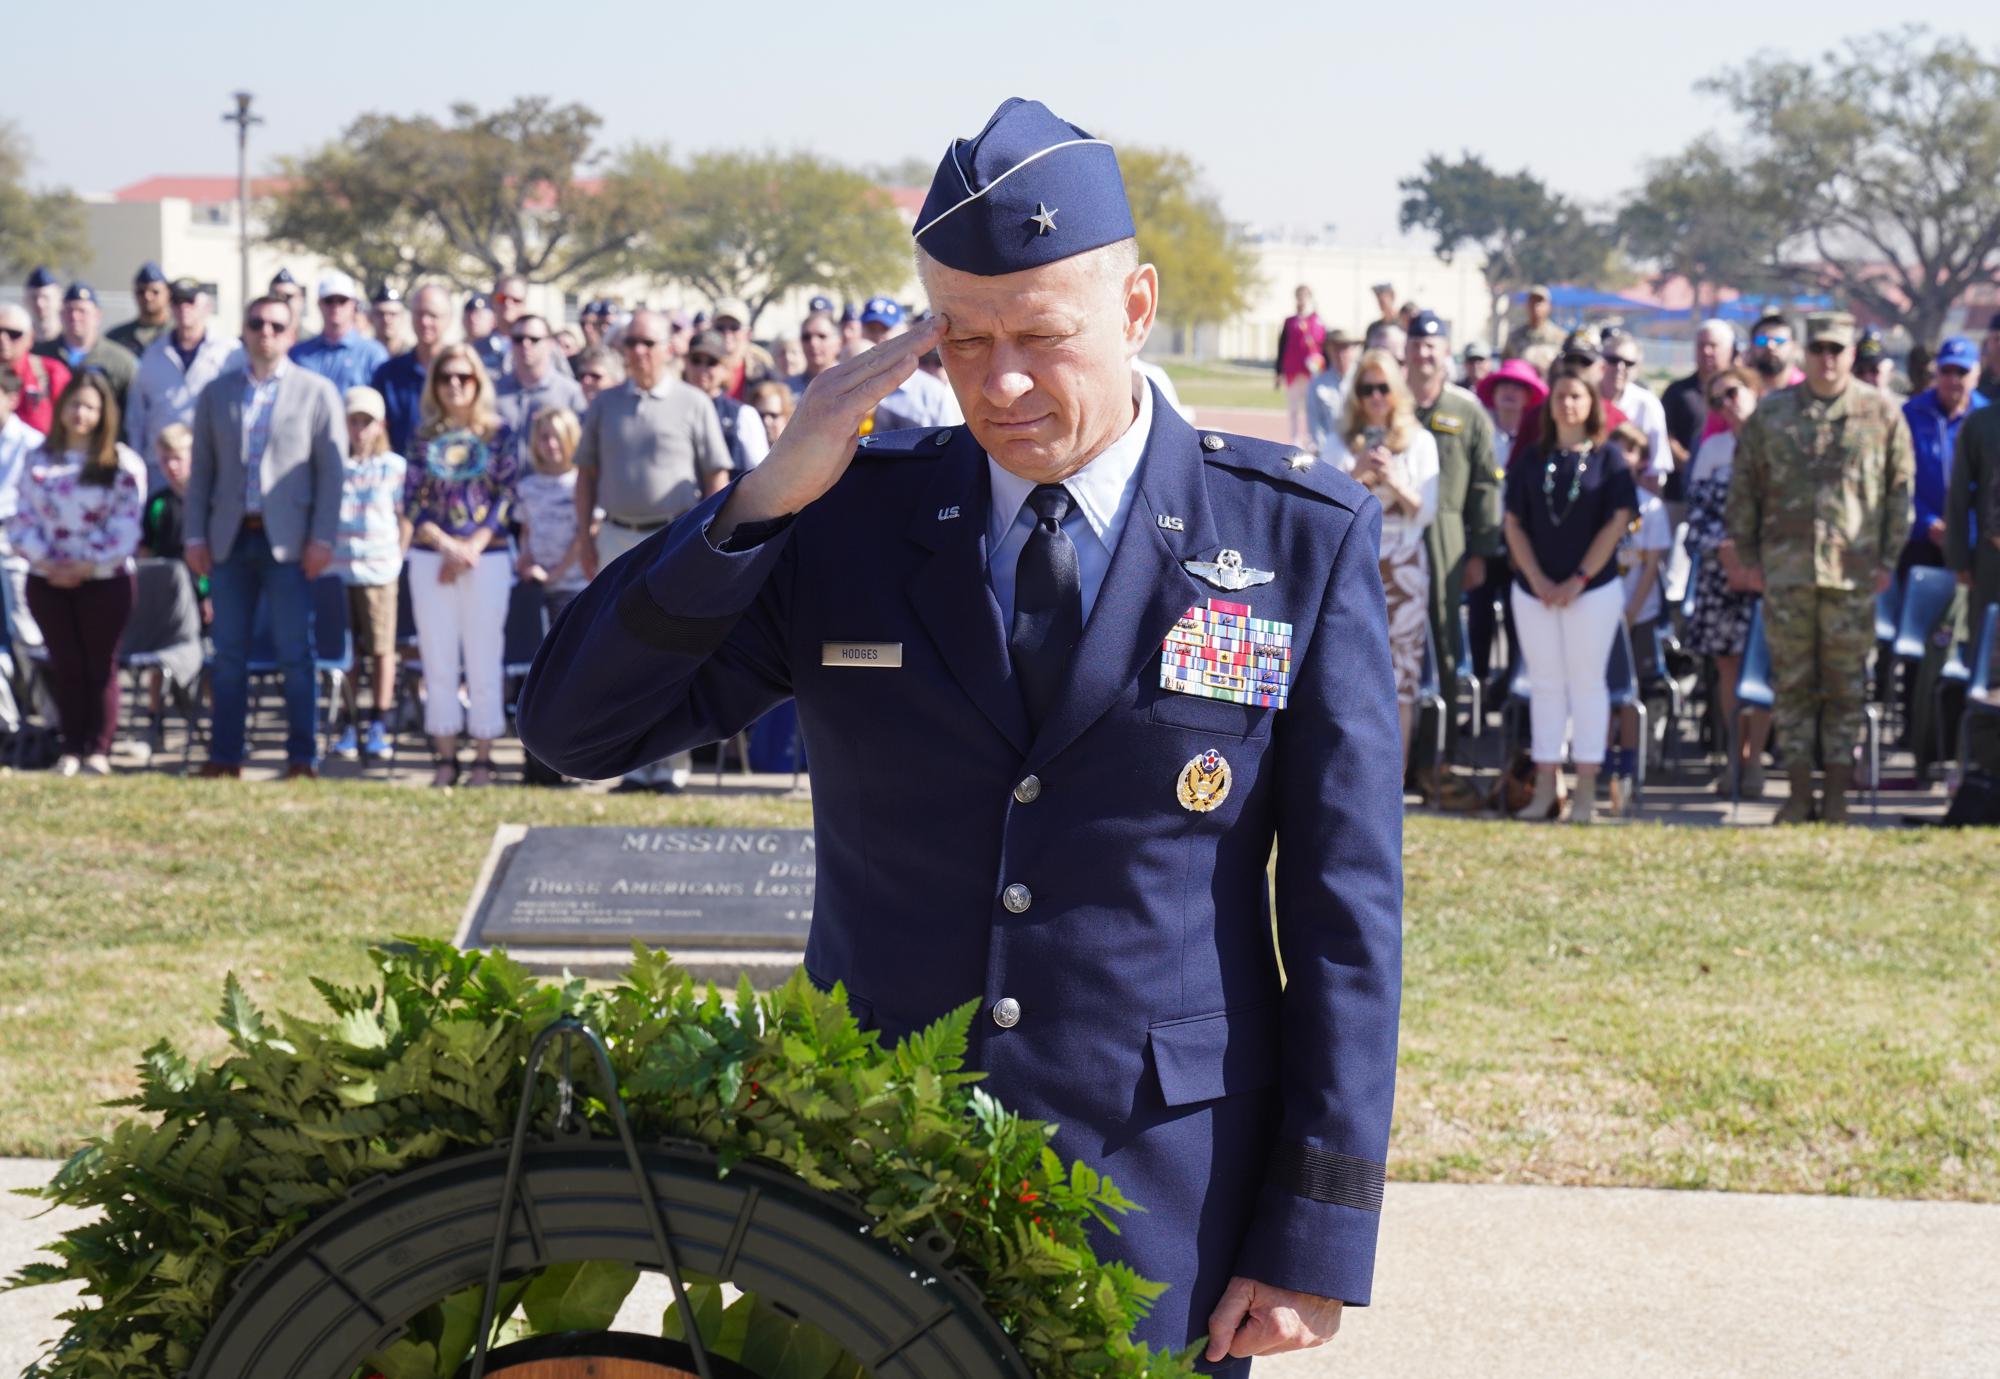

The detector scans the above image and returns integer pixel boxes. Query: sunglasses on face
[1609,356,1639,367]
[577,370,605,383]
[1807,341,1846,357]
[1709,385,1742,407]
[0,327,24,341]
[245,318,288,334]
[758,410,785,422]
[511,333,547,345]
[1356,382,1391,398]
[716,322,744,333]
[1940,366,1972,378]
[1752,334,1789,348]
[439,371,477,386]
[687,355,720,368]
[492,293,520,305]
[623,337,660,350]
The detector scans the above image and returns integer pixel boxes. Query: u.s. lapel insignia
[1182,548,1275,592]
[1176,748,1232,813]
[1161,599,1294,709]
[856,434,876,448]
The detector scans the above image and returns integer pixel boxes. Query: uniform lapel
[1024,394,1220,772]
[904,434,1032,754]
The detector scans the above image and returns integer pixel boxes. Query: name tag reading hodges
[821,641,903,668]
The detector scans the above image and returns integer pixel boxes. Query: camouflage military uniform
[1726,380,1915,767]
[1501,319,1566,361]
[1412,384,1503,770]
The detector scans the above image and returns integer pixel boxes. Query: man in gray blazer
[185,295,347,778]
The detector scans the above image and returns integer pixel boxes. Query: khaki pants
[597,519,692,787]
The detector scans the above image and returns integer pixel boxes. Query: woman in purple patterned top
[404,342,517,787]
[6,372,148,775]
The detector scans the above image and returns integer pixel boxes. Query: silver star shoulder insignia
[1285,453,1315,470]
[1181,548,1275,592]
[1029,202,1059,236]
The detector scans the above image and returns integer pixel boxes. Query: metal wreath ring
[185,1137,1030,1379]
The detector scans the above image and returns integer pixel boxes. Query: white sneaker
[55,754,81,777]
[83,753,113,776]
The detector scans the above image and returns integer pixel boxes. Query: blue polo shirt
[372,350,428,456]
[291,331,389,397]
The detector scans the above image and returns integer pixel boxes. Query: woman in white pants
[1502,370,1639,822]
[402,343,518,787]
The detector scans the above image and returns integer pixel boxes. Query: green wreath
[9,940,1200,1378]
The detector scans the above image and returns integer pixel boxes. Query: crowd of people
[5,253,1998,820]
[1277,282,2000,823]
[0,260,954,787]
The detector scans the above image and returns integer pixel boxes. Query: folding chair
[117,558,204,767]
[1889,566,1957,734]
[1936,624,1973,769]
[1872,577,1901,709]
[1416,618,1448,776]
[1956,603,2000,782]
[1606,618,1648,809]
[1455,602,1482,739]
[501,577,548,759]
[1730,600,1773,820]
[310,576,353,759]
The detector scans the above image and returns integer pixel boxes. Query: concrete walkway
[6,1158,1994,1378]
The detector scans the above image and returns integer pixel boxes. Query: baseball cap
[1408,309,1447,339]
[1463,339,1491,361]
[24,266,58,290]
[1325,327,1356,348]
[861,296,903,329]
[840,303,859,323]
[1526,284,1551,301]
[464,293,492,313]
[316,270,360,302]
[686,329,728,361]
[808,294,835,314]
[666,309,692,331]
[1935,336,1978,371]
[168,278,204,305]
[1560,328,1600,361]
[343,386,386,421]
[711,298,751,327]
[133,261,167,286]
[371,284,403,306]
[270,267,298,288]
[63,282,97,305]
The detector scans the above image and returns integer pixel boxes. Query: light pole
[222,92,263,319]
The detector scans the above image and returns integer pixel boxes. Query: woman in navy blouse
[1502,369,1639,823]
[403,343,516,787]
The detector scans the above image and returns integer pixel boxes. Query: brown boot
[1774,764,1815,825]
[1821,764,1853,824]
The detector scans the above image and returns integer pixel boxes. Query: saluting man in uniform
[519,97,1403,1372]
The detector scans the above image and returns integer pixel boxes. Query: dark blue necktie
[1009,483,1083,731]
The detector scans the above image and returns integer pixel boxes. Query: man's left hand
[301,540,334,581]
[1462,555,1486,590]
[1205,1276,1342,1362]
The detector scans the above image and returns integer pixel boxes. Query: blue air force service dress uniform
[518,97,1403,1370]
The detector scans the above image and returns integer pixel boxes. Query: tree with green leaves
[1118,146,1258,334]
[635,151,911,331]
[1398,153,1613,339]
[264,98,669,293]
[1701,27,2000,343]
[1616,139,1793,318]
[0,121,85,280]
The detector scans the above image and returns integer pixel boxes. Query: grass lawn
[2,775,1994,1202]
[1157,359,1284,412]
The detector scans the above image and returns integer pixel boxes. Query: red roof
[113,175,288,204]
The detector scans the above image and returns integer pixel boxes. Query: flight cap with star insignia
[913,97,1136,275]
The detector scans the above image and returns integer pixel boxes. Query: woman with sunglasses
[1326,348,1438,772]
[6,371,147,775]
[1686,366,1772,794]
[403,343,517,787]
[1502,369,1639,822]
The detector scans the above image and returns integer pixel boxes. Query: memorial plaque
[455,825,815,957]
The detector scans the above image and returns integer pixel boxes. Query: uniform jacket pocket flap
[1148,1003,1280,1106]
[1150,692,1272,739]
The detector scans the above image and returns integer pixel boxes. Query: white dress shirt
[1618,380,1674,478]
[987,374,1153,628]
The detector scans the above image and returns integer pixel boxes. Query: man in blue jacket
[1902,335,1988,580]
[518,97,1403,1373]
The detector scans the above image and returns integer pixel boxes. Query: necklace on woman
[1542,443,1591,526]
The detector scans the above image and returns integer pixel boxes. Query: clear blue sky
[15,2,2000,244]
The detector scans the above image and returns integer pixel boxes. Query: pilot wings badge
[1182,548,1274,592]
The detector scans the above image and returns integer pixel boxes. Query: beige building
[1167,240,1496,363]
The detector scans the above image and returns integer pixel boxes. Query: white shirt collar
[987,370,1152,552]
[635,374,680,400]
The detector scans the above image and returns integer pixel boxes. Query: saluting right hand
[713,316,947,541]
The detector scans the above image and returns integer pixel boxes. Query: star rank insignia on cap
[1285,453,1314,470]
[1029,202,1059,236]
